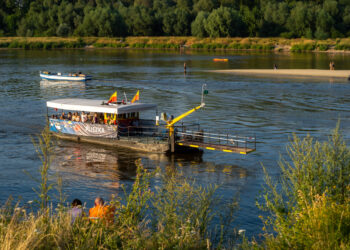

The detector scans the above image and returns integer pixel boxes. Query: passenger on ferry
[60,112,66,120]
[67,112,72,120]
[104,113,110,124]
[81,111,88,123]
[109,114,117,125]
[89,197,115,224]
[93,113,99,124]
[75,113,81,122]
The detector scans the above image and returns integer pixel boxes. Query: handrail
[177,131,248,143]
[180,130,255,141]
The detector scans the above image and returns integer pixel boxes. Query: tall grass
[0,128,239,249]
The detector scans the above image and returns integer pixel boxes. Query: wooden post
[171,129,175,153]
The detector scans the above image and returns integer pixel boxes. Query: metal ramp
[176,130,256,154]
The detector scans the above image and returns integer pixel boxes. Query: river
[1,49,350,239]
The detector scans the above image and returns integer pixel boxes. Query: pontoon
[46,87,256,154]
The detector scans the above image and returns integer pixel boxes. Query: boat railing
[118,125,169,143]
[176,129,256,151]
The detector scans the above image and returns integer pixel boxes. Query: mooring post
[171,130,175,153]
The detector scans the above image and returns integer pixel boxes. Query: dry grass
[0,36,350,51]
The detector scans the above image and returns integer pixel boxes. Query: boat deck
[177,140,255,154]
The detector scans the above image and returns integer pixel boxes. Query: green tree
[286,2,316,38]
[205,6,244,37]
[193,0,218,14]
[191,11,209,37]
[162,8,177,35]
[173,8,192,36]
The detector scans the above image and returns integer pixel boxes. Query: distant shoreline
[1,36,350,53]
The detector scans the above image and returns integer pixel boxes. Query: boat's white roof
[47,98,157,114]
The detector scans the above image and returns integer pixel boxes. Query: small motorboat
[40,71,92,81]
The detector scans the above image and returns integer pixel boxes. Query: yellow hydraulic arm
[166,103,205,136]
[166,103,205,127]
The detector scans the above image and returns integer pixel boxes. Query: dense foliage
[257,124,350,249]
[1,0,350,39]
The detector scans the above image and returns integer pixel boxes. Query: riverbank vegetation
[1,126,349,248]
[1,1,350,40]
[2,36,350,52]
[257,124,350,249]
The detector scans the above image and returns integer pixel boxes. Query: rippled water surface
[1,49,350,238]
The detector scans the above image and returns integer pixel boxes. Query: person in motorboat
[67,112,72,121]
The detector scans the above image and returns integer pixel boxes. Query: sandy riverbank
[211,69,350,79]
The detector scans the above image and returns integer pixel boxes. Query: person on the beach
[273,64,278,70]
[330,61,335,70]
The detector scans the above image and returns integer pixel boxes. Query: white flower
[238,229,246,235]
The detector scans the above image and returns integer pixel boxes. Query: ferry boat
[40,71,92,81]
[46,88,256,154]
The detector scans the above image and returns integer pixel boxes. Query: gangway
[162,84,256,155]
[176,130,256,154]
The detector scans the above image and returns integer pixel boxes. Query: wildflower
[238,229,246,235]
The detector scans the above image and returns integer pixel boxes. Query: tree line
[1,0,350,39]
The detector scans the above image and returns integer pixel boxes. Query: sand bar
[211,69,350,79]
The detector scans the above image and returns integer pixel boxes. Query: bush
[258,124,350,249]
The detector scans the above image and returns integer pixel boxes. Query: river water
[1,49,350,238]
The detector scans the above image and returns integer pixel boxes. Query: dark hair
[72,199,82,207]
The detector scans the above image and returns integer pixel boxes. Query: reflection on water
[40,80,85,95]
[51,141,137,189]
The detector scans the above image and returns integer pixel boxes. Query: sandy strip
[211,69,350,79]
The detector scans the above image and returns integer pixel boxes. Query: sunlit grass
[1,37,350,51]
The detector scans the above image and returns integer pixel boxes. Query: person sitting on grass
[89,197,115,224]
[69,198,84,223]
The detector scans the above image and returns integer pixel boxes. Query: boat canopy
[47,98,157,114]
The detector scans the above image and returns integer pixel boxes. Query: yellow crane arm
[166,103,205,127]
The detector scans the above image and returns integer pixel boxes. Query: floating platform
[211,69,350,79]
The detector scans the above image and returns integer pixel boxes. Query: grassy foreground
[1,36,350,52]
[1,125,350,249]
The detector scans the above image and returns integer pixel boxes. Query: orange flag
[131,90,139,103]
[107,91,117,103]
